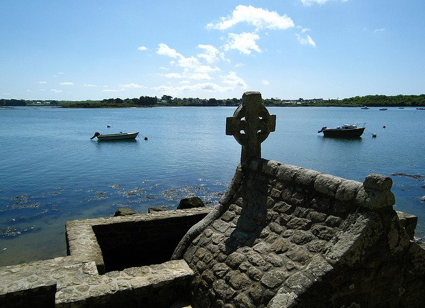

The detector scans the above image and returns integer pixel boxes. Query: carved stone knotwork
[226,91,276,165]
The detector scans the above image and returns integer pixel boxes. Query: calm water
[0,106,424,266]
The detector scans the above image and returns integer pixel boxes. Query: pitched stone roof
[175,159,425,308]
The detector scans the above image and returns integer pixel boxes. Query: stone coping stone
[0,256,98,296]
[55,259,194,307]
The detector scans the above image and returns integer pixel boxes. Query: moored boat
[90,132,139,141]
[318,124,365,138]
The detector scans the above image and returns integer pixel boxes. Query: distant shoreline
[2,94,425,108]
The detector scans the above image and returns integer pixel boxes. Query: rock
[177,197,205,209]
[148,206,167,213]
[114,208,136,217]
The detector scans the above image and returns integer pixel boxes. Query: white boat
[90,132,139,141]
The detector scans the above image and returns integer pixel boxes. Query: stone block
[276,164,302,182]
[355,187,395,210]
[363,173,393,191]
[295,169,321,187]
[335,180,362,201]
[314,174,343,197]
[396,211,418,240]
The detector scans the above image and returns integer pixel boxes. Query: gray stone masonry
[174,159,425,308]
[0,208,211,307]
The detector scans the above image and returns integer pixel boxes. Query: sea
[0,106,424,266]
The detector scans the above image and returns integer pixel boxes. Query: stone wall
[1,208,211,307]
[174,159,425,308]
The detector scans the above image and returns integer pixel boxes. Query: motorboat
[379,108,388,111]
[90,132,139,141]
[361,106,369,109]
[318,124,365,138]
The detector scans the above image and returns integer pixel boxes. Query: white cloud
[154,82,232,94]
[162,70,212,81]
[138,46,148,51]
[163,73,184,79]
[119,83,144,89]
[301,0,348,6]
[103,89,125,93]
[38,81,47,84]
[60,82,74,86]
[197,44,224,63]
[157,43,220,80]
[51,89,63,93]
[262,79,270,85]
[188,72,212,80]
[224,32,261,54]
[178,56,201,70]
[157,43,181,58]
[83,84,98,88]
[207,5,294,31]
[221,72,248,89]
[296,34,316,47]
[373,28,385,33]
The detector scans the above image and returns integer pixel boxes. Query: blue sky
[1,0,424,100]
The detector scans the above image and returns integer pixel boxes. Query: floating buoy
[383,126,386,128]
[372,133,377,138]
[144,137,148,141]
[107,125,111,128]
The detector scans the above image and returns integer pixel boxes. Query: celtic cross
[226,91,276,166]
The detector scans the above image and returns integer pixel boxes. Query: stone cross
[226,91,276,166]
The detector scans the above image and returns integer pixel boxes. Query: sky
[1,0,424,101]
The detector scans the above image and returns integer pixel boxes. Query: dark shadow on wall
[224,169,269,255]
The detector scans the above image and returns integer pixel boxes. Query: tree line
[2,94,425,108]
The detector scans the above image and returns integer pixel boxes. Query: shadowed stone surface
[174,158,425,308]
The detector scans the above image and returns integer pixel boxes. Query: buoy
[372,133,377,138]
[144,137,148,141]
[107,125,111,128]
[383,126,386,128]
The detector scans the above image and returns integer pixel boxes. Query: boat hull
[322,127,365,138]
[97,132,139,141]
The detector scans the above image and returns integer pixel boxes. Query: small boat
[361,106,369,109]
[318,124,365,138]
[379,108,388,111]
[90,132,139,141]
[416,107,425,110]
